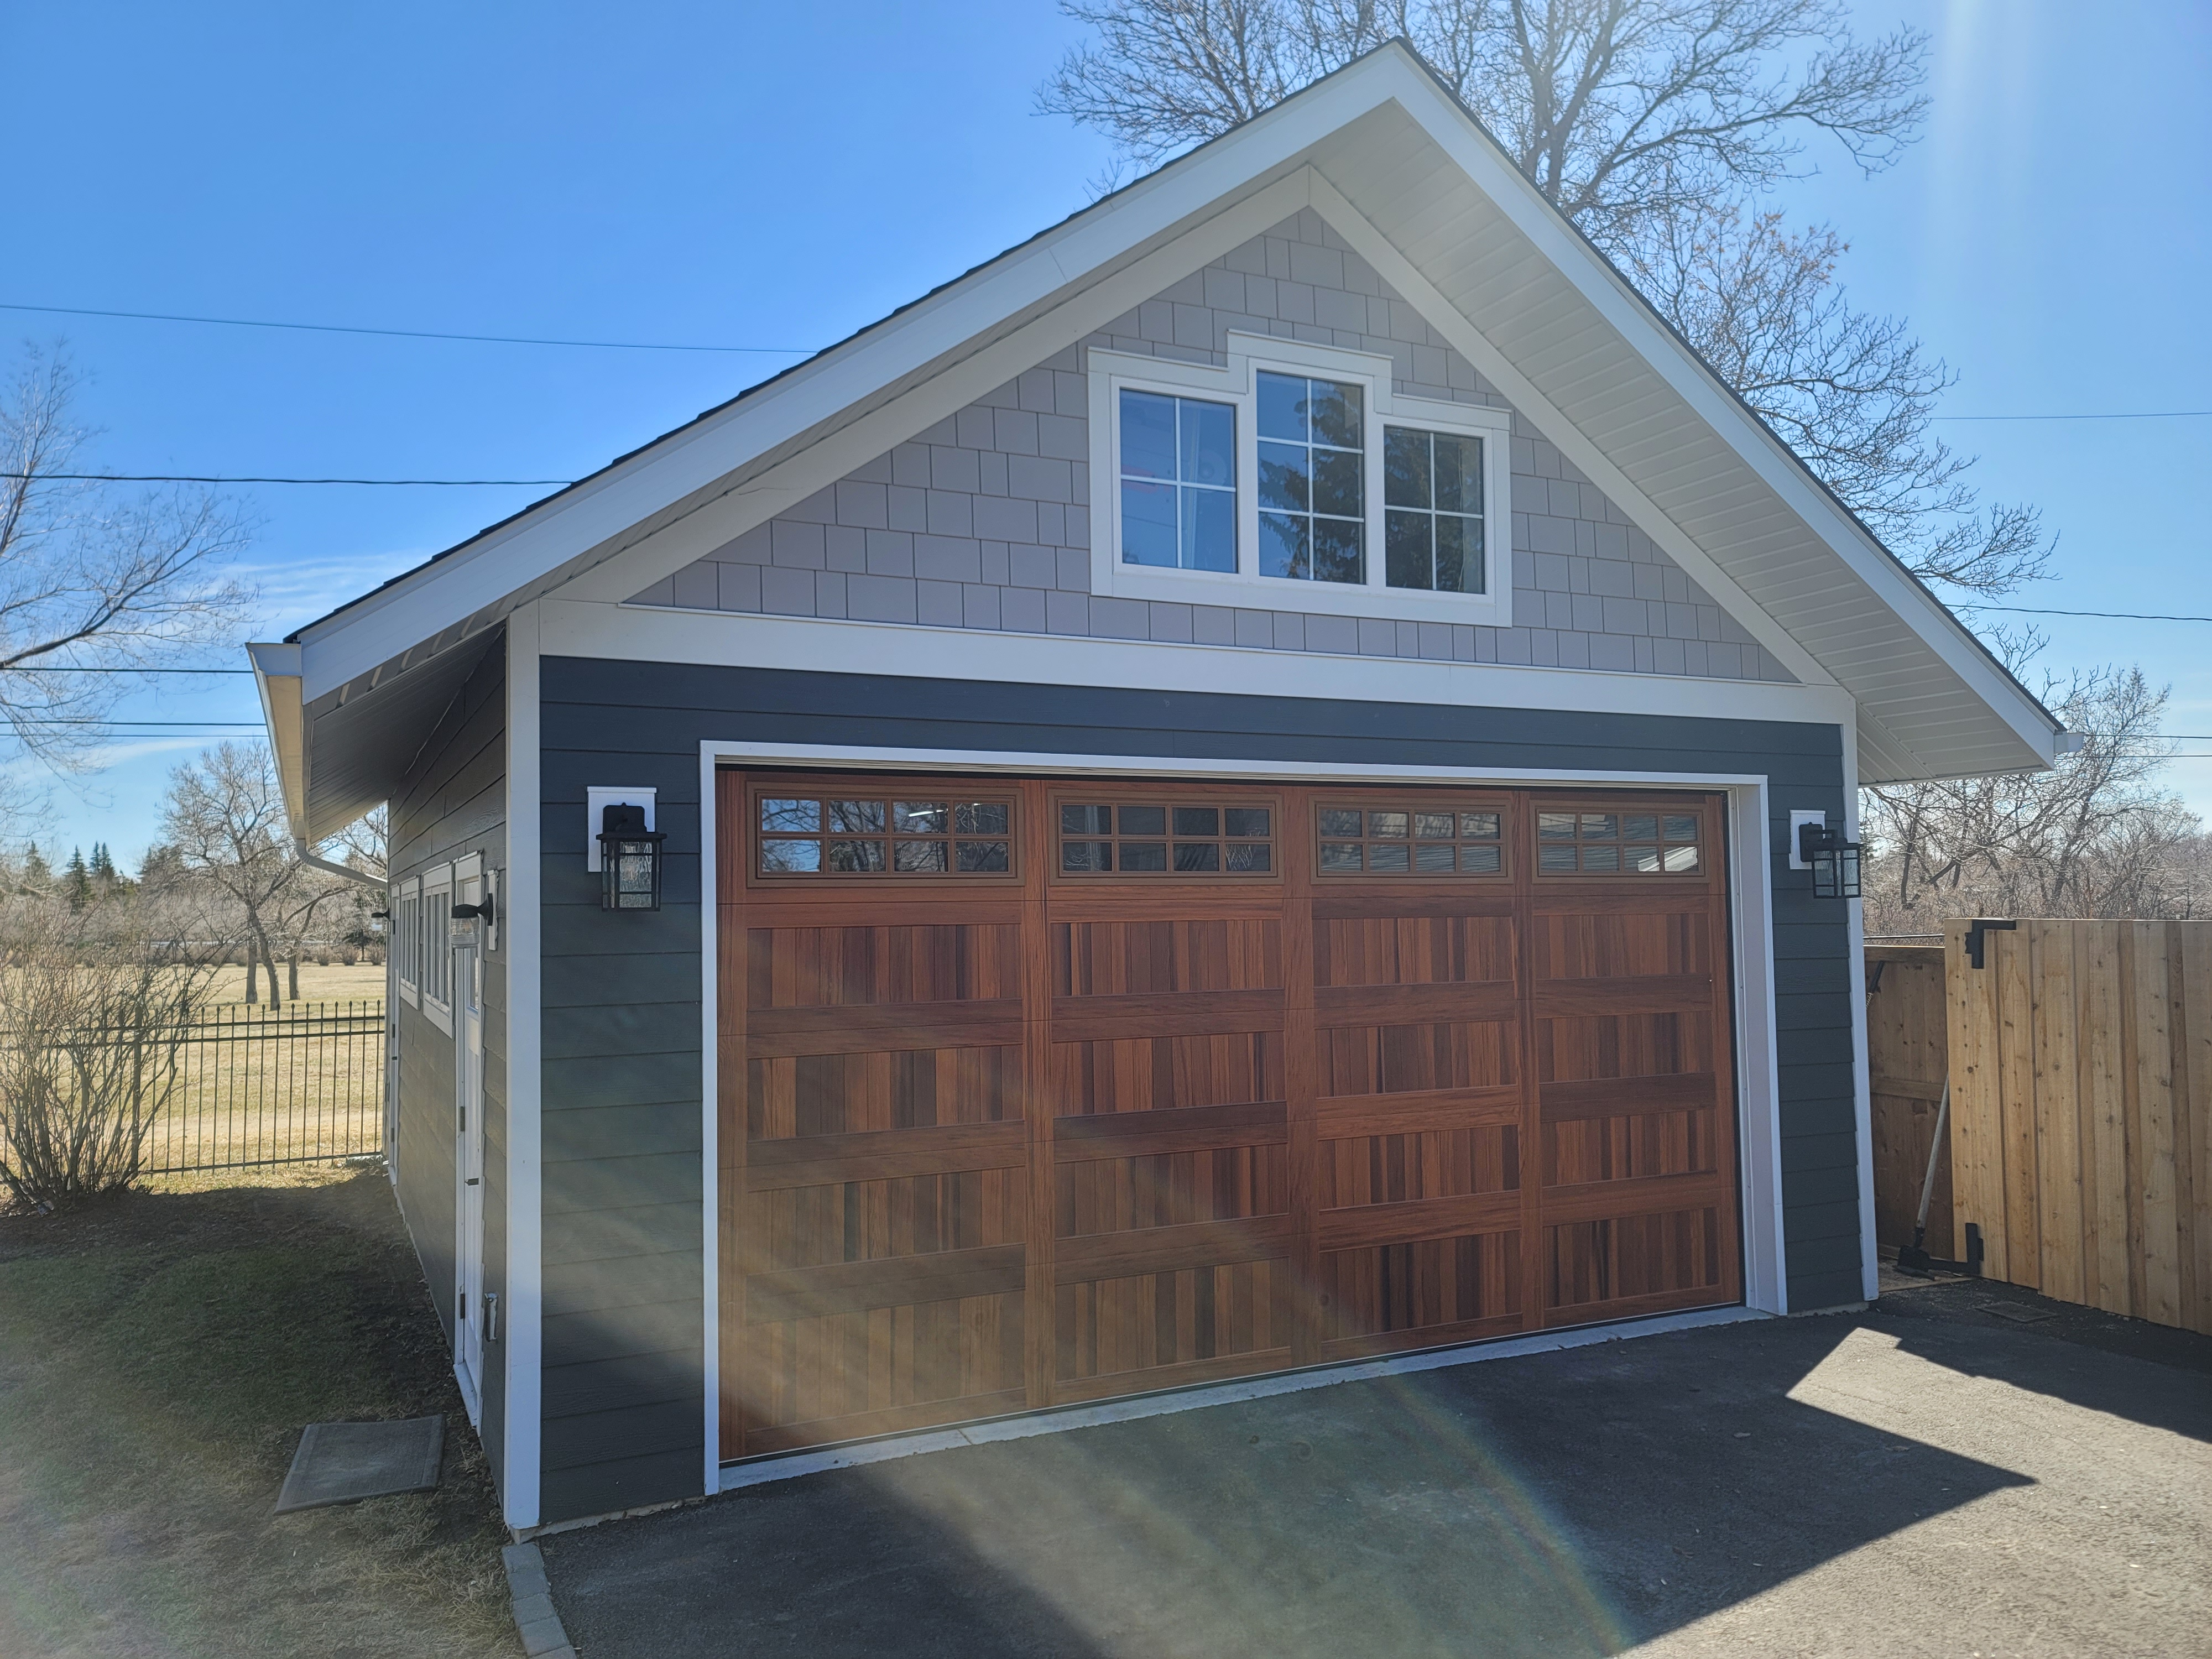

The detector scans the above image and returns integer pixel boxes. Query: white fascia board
[540,597,1858,729]
[1303,173,1832,691]
[291,72,1404,700]
[1358,54,2058,761]
[248,641,309,840]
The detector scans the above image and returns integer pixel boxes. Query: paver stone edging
[502,1541,576,1658]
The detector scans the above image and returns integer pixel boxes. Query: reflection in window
[1257,372,1364,585]
[756,795,1013,877]
[1384,427,1484,593]
[1536,808,1700,874]
[1058,800,1274,876]
[1120,390,1236,573]
[1316,805,1504,875]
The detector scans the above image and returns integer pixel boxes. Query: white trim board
[695,735,1806,1476]
[542,599,1856,729]
[503,606,545,1531]
[719,1305,1767,1493]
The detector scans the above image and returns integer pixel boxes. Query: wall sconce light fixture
[1796,820,1863,900]
[598,803,666,911]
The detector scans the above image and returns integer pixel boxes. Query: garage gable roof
[262,40,2059,834]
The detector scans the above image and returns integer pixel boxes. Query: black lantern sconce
[1796,819,1863,900]
[598,803,666,911]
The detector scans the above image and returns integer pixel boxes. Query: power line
[1932,410,2211,422]
[8,471,570,487]
[0,300,818,355]
[4,666,252,675]
[1960,604,2212,623]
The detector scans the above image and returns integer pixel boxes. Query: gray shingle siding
[530,654,1860,1519]
[632,208,1792,685]
[389,638,509,1495]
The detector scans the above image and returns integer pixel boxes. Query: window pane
[1319,808,1361,836]
[1121,480,1178,567]
[1120,842,1167,871]
[827,801,885,832]
[1257,371,1306,441]
[1459,812,1500,839]
[1311,448,1361,519]
[1413,813,1455,839]
[1626,846,1661,874]
[1320,842,1363,871]
[1664,845,1701,873]
[1368,811,1408,837]
[1460,844,1501,873]
[1259,513,1308,579]
[1172,806,1219,836]
[760,798,818,832]
[1120,389,1177,479]
[1540,843,1578,871]
[1183,486,1237,572]
[1432,432,1480,514]
[956,803,1010,834]
[893,802,947,832]
[1582,844,1619,872]
[1434,514,1478,594]
[1063,804,1110,834]
[1119,805,1166,835]
[1312,518,1364,584]
[1258,441,1309,512]
[1224,807,1271,837]
[894,840,948,871]
[1181,399,1235,487]
[1386,509,1431,590]
[1623,815,1658,841]
[1368,843,1410,872]
[1173,843,1220,872]
[1538,812,1576,838]
[1579,813,1616,837]
[957,841,1010,872]
[1415,843,1455,872]
[1225,843,1271,872]
[827,839,886,871]
[1663,815,1698,842]
[1310,379,1361,449]
[1384,427,1428,509]
[1062,841,1112,872]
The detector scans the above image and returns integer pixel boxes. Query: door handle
[465,1177,480,1186]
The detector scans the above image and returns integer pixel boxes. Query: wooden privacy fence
[1866,945,1950,1257]
[1945,919,2212,1335]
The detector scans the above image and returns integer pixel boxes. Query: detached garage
[247,42,2062,1533]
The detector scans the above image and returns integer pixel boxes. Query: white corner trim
[504,604,544,1531]
[718,1302,1766,1493]
[698,744,721,1498]
[543,598,1858,729]
[1084,329,1514,625]
[1302,173,1833,691]
[1843,744,1877,1303]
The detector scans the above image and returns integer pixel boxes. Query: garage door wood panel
[719,772,1741,1459]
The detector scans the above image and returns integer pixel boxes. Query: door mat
[275,1416,445,1514]
[1979,1302,2057,1324]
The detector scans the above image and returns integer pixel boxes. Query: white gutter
[247,641,309,842]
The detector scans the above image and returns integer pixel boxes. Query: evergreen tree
[64,847,91,911]
[22,842,51,894]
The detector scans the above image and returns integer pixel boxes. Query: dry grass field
[204,963,387,1007]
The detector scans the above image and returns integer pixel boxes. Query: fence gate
[1945,919,2212,1335]
[145,999,388,1174]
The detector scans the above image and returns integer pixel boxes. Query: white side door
[453,877,487,1414]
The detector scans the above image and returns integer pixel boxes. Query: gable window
[1257,372,1363,584]
[1088,332,1511,628]
[1384,428,1484,593]
[1119,390,1235,572]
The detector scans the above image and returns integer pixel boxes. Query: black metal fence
[144,998,387,1173]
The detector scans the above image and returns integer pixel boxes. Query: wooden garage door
[718,773,1739,1459]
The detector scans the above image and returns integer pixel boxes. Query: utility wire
[1959,604,2212,623]
[1932,410,2211,422]
[6,471,570,486]
[0,300,817,355]
[3,667,252,675]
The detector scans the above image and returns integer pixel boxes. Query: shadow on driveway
[542,1300,2210,1657]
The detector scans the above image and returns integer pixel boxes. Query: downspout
[299,847,386,890]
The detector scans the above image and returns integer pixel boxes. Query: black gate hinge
[1964,918,2016,969]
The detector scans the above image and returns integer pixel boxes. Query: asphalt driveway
[541,1280,2211,1657]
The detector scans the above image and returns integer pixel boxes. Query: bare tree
[0,347,255,769]
[1040,3,2048,597]
[158,741,298,1009]
[1861,665,2209,930]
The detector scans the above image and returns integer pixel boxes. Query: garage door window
[1536,809,1701,874]
[757,793,1015,877]
[1058,799,1274,875]
[1316,804,1504,875]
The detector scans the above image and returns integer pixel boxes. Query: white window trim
[1087,332,1513,626]
[397,876,421,1008]
[421,862,454,1035]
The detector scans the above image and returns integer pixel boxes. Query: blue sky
[3,0,2205,868]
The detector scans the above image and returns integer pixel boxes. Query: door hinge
[485,1291,499,1343]
[465,1177,479,1186]
[457,1292,466,1322]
